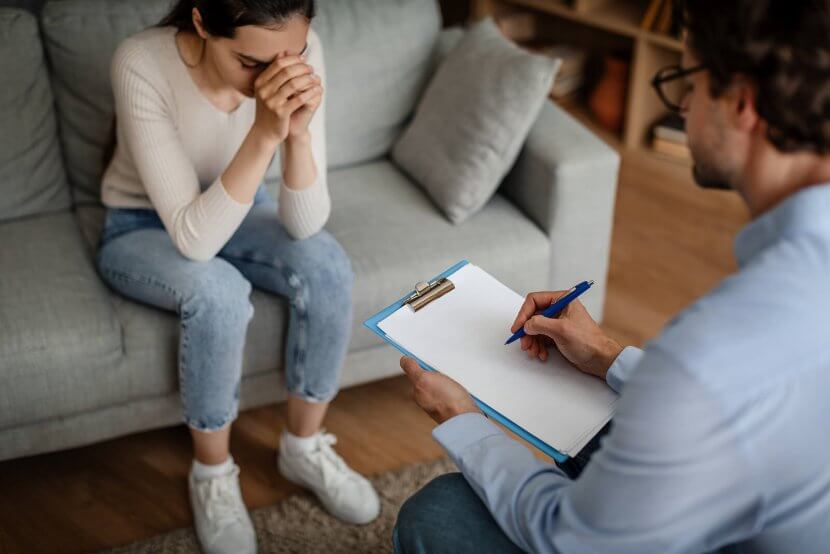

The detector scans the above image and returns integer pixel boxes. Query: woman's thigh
[97,227,252,315]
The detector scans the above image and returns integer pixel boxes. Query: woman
[97,1,379,551]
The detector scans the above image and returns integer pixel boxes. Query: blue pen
[505,280,595,345]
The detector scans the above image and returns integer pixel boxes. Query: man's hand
[511,291,624,380]
[400,357,480,424]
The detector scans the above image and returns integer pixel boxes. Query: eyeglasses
[651,64,706,113]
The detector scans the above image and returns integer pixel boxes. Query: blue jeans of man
[393,423,611,553]
[96,187,353,431]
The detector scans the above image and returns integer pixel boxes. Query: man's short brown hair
[682,0,830,154]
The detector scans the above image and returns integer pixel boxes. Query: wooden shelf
[556,96,692,168]
[500,0,683,50]
[472,0,686,165]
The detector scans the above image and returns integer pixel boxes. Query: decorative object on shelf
[588,54,629,134]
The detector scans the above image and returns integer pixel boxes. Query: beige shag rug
[103,458,456,554]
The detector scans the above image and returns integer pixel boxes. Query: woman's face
[195,11,310,97]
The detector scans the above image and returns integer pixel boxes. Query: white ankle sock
[192,456,234,481]
[281,430,319,456]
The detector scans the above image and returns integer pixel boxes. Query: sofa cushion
[326,161,551,351]
[41,0,441,205]
[313,0,441,169]
[41,0,169,205]
[0,8,70,221]
[0,212,123,429]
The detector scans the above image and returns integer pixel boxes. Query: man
[393,1,830,552]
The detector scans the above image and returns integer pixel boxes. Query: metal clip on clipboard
[404,277,455,312]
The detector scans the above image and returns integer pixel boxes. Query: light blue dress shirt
[433,184,830,553]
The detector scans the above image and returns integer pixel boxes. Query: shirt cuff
[606,346,645,393]
[432,412,504,458]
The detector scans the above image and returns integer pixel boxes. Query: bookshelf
[470,0,690,166]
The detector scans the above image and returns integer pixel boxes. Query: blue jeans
[393,423,611,553]
[96,188,354,431]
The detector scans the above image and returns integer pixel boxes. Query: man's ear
[192,7,208,40]
[727,75,760,133]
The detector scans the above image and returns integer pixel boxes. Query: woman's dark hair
[102,1,316,172]
[158,0,316,37]
[680,0,830,154]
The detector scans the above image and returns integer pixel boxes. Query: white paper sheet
[379,263,618,456]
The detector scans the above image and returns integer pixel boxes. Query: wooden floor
[0,151,749,554]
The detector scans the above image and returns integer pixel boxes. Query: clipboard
[364,259,602,462]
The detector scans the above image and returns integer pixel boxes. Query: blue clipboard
[363,259,569,462]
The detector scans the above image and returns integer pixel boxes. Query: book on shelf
[651,113,689,160]
[534,45,588,76]
[640,0,663,31]
[653,113,687,145]
[640,0,681,36]
[653,137,691,161]
[495,12,538,43]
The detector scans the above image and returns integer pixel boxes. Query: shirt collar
[734,183,830,267]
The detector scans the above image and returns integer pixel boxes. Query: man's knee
[395,473,472,553]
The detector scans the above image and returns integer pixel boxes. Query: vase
[588,55,629,134]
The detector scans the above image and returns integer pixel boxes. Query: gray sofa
[0,0,619,462]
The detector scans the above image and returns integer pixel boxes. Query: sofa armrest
[500,101,620,321]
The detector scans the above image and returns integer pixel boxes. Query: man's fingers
[511,290,571,332]
[524,314,566,339]
[528,339,539,359]
[511,296,536,332]
[400,356,424,381]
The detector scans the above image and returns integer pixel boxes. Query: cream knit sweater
[101,26,330,261]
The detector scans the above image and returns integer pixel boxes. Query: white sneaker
[277,432,381,525]
[189,464,256,554]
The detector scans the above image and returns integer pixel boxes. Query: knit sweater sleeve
[110,39,252,261]
[276,29,331,240]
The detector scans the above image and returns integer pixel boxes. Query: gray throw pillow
[392,17,559,224]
